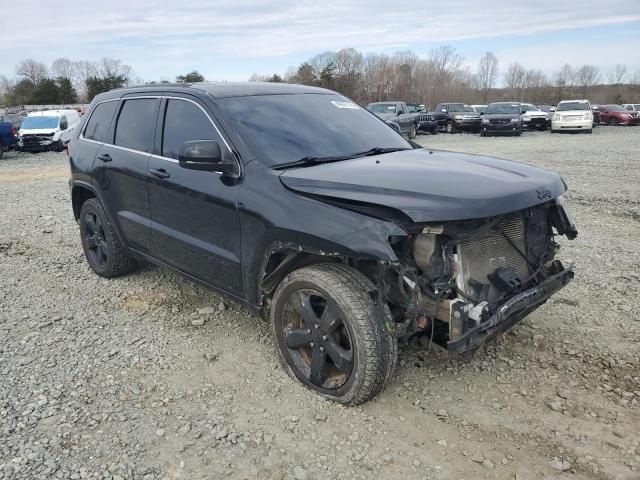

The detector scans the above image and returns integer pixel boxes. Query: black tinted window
[84,101,118,143]
[162,100,226,160]
[114,99,158,153]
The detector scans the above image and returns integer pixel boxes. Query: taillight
[11,126,16,137]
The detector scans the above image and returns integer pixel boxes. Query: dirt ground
[0,127,639,480]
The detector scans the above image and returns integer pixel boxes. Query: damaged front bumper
[447,266,574,354]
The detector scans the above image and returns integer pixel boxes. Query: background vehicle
[519,103,548,130]
[434,103,481,133]
[470,104,487,114]
[18,109,81,152]
[406,103,427,113]
[622,104,640,112]
[551,100,593,134]
[0,120,18,159]
[591,106,601,127]
[480,102,522,136]
[537,105,556,113]
[69,83,576,405]
[367,101,437,136]
[0,112,27,130]
[596,104,639,126]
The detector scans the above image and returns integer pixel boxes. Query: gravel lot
[1,127,639,480]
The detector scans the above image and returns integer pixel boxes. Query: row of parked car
[0,109,83,158]
[366,100,640,138]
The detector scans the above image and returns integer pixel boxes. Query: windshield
[606,105,627,112]
[21,116,60,129]
[557,101,590,112]
[407,104,426,113]
[521,104,538,112]
[220,94,411,167]
[486,103,520,114]
[368,103,396,114]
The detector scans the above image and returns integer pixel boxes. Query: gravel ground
[1,127,639,480]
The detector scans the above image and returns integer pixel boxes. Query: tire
[609,118,618,126]
[586,129,593,134]
[0,148,3,160]
[79,198,137,278]
[55,140,65,152]
[271,263,397,405]
[480,131,486,137]
[431,126,438,135]
[408,124,417,139]
[445,121,456,134]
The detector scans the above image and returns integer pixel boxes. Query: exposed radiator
[456,214,529,302]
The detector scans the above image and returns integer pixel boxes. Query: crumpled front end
[383,196,577,353]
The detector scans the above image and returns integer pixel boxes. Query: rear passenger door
[147,96,243,294]
[92,96,160,254]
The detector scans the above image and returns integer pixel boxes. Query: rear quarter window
[114,98,159,153]
[84,101,118,143]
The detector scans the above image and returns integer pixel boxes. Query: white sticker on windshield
[331,101,359,109]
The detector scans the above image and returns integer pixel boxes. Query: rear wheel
[271,263,397,405]
[430,126,438,135]
[408,124,417,139]
[609,118,618,126]
[79,198,137,278]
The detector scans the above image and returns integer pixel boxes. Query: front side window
[161,99,230,161]
[219,93,411,167]
[368,103,396,114]
[84,101,118,143]
[114,98,158,153]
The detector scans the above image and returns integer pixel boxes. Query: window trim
[80,95,240,175]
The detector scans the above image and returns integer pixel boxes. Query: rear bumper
[447,266,574,354]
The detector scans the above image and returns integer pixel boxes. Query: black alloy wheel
[271,263,397,405]
[83,211,108,269]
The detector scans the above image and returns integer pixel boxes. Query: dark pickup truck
[434,103,482,133]
[367,101,438,137]
[0,121,18,159]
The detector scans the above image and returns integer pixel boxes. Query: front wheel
[271,263,397,405]
[445,121,456,134]
[608,118,618,126]
[431,126,438,135]
[408,124,417,139]
[585,129,593,134]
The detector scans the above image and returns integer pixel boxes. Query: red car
[596,105,639,126]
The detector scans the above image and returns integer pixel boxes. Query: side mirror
[179,140,235,175]
[396,110,402,116]
[60,120,68,130]
[521,110,527,115]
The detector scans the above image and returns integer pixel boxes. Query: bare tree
[15,59,48,84]
[630,70,640,86]
[429,45,464,102]
[504,62,526,100]
[51,58,75,80]
[477,52,498,102]
[574,65,600,97]
[607,64,627,84]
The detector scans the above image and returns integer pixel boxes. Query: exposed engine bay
[384,196,578,353]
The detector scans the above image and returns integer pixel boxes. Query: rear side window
[114,99,158,153]
[84,101,118,143]
[161,99,228,160]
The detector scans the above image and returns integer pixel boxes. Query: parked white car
[551,100,593,134]
[17,109,81,152]
[622,104,640,112]
[520,103,549,131]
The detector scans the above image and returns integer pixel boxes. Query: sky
[2,0,640,84]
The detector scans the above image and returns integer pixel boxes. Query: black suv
[434,103,482,133]
[69,83,577,405]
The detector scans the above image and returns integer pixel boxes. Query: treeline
[0,57,135,106]
[250,46,640,107]
[0,60,209,107]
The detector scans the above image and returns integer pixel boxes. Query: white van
[18,109,81,152]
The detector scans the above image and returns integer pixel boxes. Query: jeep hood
[279,148,566,223]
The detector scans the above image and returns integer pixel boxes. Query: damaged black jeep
[69,83,577,405]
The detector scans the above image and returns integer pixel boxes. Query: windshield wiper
[272,147,412,170]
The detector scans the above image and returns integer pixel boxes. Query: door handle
[97,153,112,162]
[149,168,170,179]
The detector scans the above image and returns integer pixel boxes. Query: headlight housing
[510,117,519,123]
[522,115,531,121]
[454,115,463,120]
[553,114,561,121]
[582,113,592,121]
[482,118,489,124]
